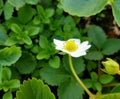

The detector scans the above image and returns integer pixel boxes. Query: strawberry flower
[53,38,91,57]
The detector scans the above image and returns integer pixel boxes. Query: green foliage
[0,0,120,99]
[88,25,107,49]
[111,0,120,26]
[36,50,50,60]
[0,0,3,15]
[4,1,14,20]
[40,56,85,99]
[2,67,12,80]
[63,56,85,74]
[3,92,13,99]
[59,0,108,17]
[90,72,102,91]
[111,86,120,93]
[59,0,120,26]
[58,78,84,99]
[40,66,69,86]
[16,78,55,99]
[8,0,25,10]
[102,39,120,55]
[85,51,103,60]
[36,5,54,24]
[85,25,120,60]
[0,25,8,45]
[0,46,21,66]
[99,74,114,84]
[49,56,60,68]
[18,5,36,24]
[15,52,36,74]
[8,0,39,10]
[101,93,120,99]
[5,23,32,45]
[0,79,20,91]
[39,36,49,49]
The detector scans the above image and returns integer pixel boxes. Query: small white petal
[53,39,65,50]
[70,51,86,57]
[78,41,91,51]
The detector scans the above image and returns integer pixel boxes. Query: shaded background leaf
[40,66,69,86]
[15,52,36,74]
[58,78,84,99]
[88,25,106,49]
[85,51,103,60]
[102,39,120,55]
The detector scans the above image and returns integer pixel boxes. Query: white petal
[78,41,91,51]
[69,39,80,45]
[53,39,65,50]
[70,51,86,57]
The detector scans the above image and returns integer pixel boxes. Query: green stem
[68,55,95,99]
[103,83,120,87]
[0,65,2,83]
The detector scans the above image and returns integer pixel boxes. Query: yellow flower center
[64,40,78,52]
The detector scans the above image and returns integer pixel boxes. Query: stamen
[64,40,78,52]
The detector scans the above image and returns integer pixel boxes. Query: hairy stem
[68,55,95,99]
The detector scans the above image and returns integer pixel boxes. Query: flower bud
[102,58,120,75]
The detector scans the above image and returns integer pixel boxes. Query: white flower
[53,38,91,57]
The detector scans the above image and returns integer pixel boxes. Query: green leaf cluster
[0,0,39,20]
[59,0,120,26]
[0,67,20,99]
[85,25,120,60]
[0,0,120,99]
[40,56,85,99]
